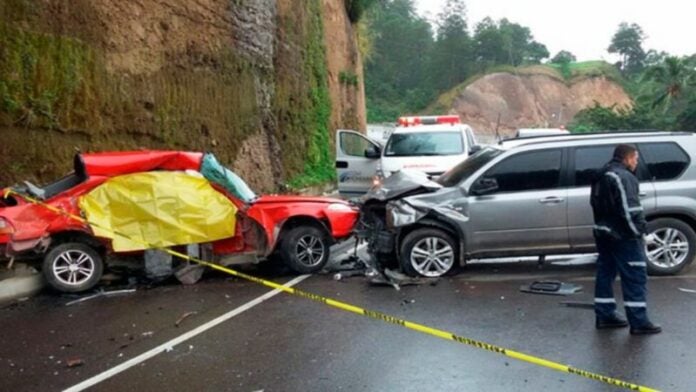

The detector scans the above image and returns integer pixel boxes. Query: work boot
[596,316,629,329]
[630,322,662,335]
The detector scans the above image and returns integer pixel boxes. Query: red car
[0,151,358,292]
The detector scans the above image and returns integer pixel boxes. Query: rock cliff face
[0,0,366,191]
[435,69,631,140]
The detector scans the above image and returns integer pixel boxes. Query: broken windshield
[436,147,503,187]
[200,153,257,203]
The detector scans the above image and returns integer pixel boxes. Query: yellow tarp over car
[79,171,237,252]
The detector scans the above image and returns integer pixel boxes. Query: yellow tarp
[79,171,237,252]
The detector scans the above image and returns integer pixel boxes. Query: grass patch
[547,60,624,84]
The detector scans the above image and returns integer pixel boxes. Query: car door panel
[468,189,569,252]
[466,148,569,254]
[335,130,381,195]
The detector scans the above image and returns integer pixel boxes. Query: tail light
[0,218,14,234]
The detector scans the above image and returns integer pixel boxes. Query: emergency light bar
[397,115,460,127]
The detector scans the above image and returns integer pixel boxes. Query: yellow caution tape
[8,190,660,392]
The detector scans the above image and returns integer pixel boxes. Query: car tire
[645,218,696,275]
[42,242,104,293]
[399,228,458,278]
[279,226,330,274]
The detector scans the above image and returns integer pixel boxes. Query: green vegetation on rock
[0,20,260,185]
[274,0,334,189]
[0,23,101,132]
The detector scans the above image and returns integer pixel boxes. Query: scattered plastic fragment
[66,358,84,368]
[65,289,136,306]
[175,311,198,327]
[520,281,583,296]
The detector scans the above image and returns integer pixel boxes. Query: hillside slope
[429,64,631,139]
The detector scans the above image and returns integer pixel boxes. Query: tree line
[571,23,696,132]
[362,0,696,132]
[363,0,549,122]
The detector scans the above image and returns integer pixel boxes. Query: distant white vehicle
[515,128,570,138]
[336,115,480,196]
[366,124,395,145]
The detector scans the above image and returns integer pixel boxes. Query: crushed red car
[0,151,359,292]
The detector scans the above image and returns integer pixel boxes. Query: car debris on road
[65,288,136,306]
[519,280,583,296]
[175,311,198,327]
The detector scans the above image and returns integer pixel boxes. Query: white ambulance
[336,115,479,196]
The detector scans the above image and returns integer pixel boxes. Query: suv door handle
[639,192,647,197]
[539,196,564,204]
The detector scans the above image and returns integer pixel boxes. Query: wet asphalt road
[1,251,696,392]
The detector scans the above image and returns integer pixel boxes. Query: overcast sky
[414,0,696,61]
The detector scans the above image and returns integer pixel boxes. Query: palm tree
[642,56,696,112]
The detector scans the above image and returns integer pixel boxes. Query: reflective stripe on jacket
[590,159,648,240]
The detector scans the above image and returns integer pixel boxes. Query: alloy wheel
[410,237,455,277]
[52,249,96,287]
[646,228,690,269]
[295,235,325,268]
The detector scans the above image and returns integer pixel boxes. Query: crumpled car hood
[361,170,442,202]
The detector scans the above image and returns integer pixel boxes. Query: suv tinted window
[575,145,615,187]
[483,149,562,193]
[574,144,654,185]
[640,142,690,180]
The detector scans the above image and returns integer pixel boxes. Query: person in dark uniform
[590,144,661,334]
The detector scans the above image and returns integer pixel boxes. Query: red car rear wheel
[43,242,104,293]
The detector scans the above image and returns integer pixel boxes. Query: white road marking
[63,274,311,392]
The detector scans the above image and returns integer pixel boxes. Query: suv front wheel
[399,228,458,277]
[645,218,696,275]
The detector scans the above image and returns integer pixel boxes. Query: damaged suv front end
[355,147,504,277]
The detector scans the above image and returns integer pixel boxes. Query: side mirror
[470,177,499,196]
[469,145,482,155]
[364,145,381,159]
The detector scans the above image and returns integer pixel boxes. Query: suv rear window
[574,145,616,187]
[385,131,464,157]
[574,144,656,186]
[639,142,690,181]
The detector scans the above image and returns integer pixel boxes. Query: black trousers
[594,237,651,327]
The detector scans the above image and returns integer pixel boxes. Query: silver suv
[358,132,696,277]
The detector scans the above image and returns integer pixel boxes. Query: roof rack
[499,130,692,147]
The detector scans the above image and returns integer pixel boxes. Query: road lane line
[63,274,310,392]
